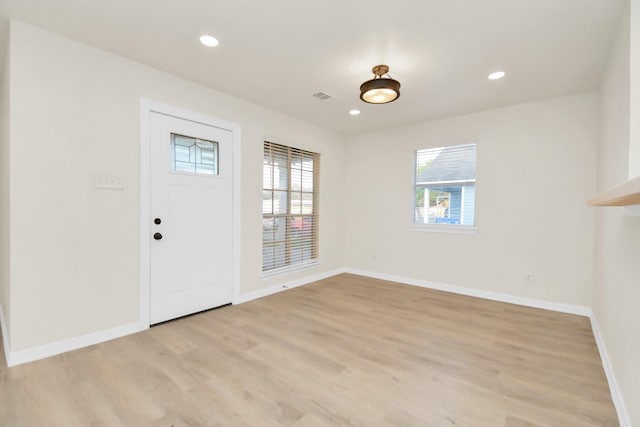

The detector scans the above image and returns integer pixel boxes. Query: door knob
[153,232,163,240]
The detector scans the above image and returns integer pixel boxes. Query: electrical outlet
[525,273,534,285]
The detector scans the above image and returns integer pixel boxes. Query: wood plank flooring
[0,274,618,426]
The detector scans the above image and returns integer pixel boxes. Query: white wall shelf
[588,176,640,206]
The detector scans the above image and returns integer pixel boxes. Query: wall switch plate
[93,174,124,190]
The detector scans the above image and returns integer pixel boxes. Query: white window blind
[263,142,320,272]
[414,143,476,226]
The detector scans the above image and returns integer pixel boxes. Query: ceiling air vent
[312,91,333,101]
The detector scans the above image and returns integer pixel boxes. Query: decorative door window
[171,133,218,175]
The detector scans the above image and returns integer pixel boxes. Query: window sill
[409,224,478,235]
[261,260,320,278]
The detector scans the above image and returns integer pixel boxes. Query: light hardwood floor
[0,274,618,426]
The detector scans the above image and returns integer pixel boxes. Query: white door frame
[139,99,241,326]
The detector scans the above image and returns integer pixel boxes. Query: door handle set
[153,218,163,240]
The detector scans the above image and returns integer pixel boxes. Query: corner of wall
[0,17,11,360]
[593,2,639,425]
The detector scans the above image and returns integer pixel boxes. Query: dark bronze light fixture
[359,64,401,104]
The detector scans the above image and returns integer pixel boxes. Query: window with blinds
[414,143,476,227]
[263,142,320,272]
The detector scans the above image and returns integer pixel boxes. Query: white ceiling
[0,0,626,135]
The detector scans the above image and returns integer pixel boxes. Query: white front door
[149,112,233,324]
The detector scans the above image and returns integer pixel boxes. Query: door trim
[139,99,241,326]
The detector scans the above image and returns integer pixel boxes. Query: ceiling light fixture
[488,71,506,80]
[360,65,401,104]
[349,109,361,116]
[200,35,219,47]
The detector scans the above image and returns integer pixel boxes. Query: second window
[263,142,320,272]
[414,143,476,227]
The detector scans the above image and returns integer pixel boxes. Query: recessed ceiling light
[488,71,506,80]
[200,35,219,47]
[349,109,361,116]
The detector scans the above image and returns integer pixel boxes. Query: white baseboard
[234,267,347,304]
[344,268,592,316]
[0,302,10,366]
[589,314,631,427]
[6,321,148,367]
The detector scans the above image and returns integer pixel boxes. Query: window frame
[262,141,320,274]
[410,142,478,234]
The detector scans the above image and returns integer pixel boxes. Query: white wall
[7,21,345,352]
[594,5,640,425]
[0,22,9,348]
[345,93,598,306]
[630,0,640,178]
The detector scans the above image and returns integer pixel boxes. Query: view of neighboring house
[415,143,476,225]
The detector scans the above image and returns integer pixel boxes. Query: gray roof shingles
[417,144,476,183]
